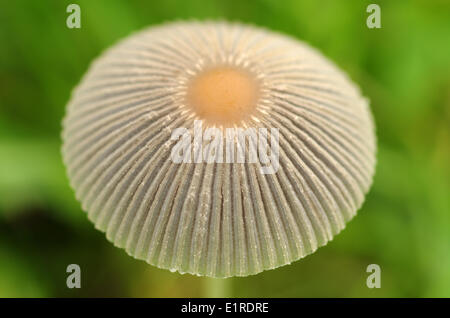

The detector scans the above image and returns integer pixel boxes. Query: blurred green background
[0,0,449,297]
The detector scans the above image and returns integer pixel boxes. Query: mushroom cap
[62,21,376,278]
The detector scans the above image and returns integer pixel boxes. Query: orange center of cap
[187,66,259,126]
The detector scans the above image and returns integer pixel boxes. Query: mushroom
[62,21,376,278]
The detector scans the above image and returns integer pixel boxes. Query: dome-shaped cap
[62,21,376,278]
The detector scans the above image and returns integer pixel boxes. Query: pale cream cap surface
[62,21,376,278]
